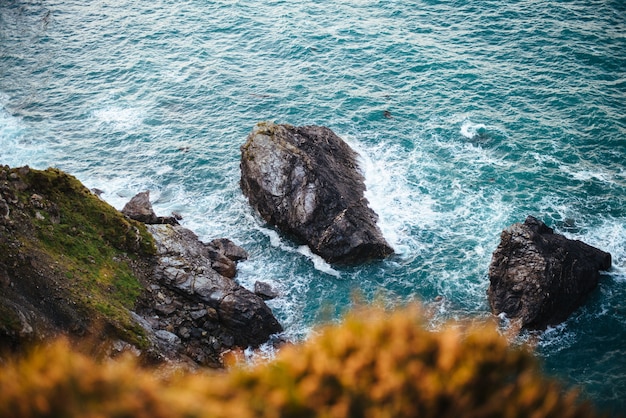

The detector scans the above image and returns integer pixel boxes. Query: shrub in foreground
[0,306,596,418]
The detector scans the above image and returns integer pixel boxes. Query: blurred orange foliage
[0,305,597,418]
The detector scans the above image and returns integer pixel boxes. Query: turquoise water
[1,0,625,413]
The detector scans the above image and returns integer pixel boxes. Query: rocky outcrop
[488,216,612,330]
[139,223,282,356]
[254,281,279,300]
[0,165,282,368]
[240,122,393,264]
[118,192,283,366]
[0,166,156,353]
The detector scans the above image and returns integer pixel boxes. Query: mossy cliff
[0,165,156,350]
[0,165,283,366]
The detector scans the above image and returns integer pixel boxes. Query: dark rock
[17,166,30,176]
[146,224,282,347]
[0,195,9,220]
[207,250,238,279]
[121,191,179,225]
[91,188,104,197]
[240,122,394,264]
[254,281,279,300]
[488,216,612,330]
[208,238,248,262]
[155,329,181,346]
[190,309,208,320]
[155,303,177,316]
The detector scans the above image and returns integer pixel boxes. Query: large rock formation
[104,193,284,366]
[488,216,612,330]
[240,122,394,264]
[0,165,282,368]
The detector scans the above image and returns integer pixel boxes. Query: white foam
[93,106,145,130]
[254,225,341,277]
[0,94,43,167]
[154,165,173,176]
[296,245,341,278]
[561,166,616,184]
[537,322,577,354]
[0,98,22,140]
[460,119,487,139]
[349,138,438,258]
[579,220,626,273]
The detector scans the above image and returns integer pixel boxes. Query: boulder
[254,281,279,300]
[240,122,393,264]
[121,191,179,225]
[487,216,612,330]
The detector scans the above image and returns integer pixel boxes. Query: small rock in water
[254,281,279,300]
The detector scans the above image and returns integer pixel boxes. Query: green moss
[10,167,155,347]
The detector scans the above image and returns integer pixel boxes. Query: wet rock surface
[121,191,179,225]
[488,216,612,330]
[240,122,394,264]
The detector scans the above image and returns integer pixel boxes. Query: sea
[1,0,625,414]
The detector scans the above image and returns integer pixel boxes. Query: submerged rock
[488,216,611,330]
[240,122,393,264]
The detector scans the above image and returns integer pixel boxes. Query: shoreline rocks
[488,216,611,330]
[127,192,283,366]
[0,165,282,368]
[240,122,394,264]
[121,191,180,225]
[142,223,282,347]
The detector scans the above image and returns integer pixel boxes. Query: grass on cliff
[0,305,598,418]
[10,167,155,345]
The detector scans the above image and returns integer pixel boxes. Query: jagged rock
[147,223,282,347]
[208,238,249,262]
[0,194,9,220]
[155,330,181,346]
[240,122,394,264]
[254,281,279,300]
[121,191,179,225]
[488,216,612,330]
